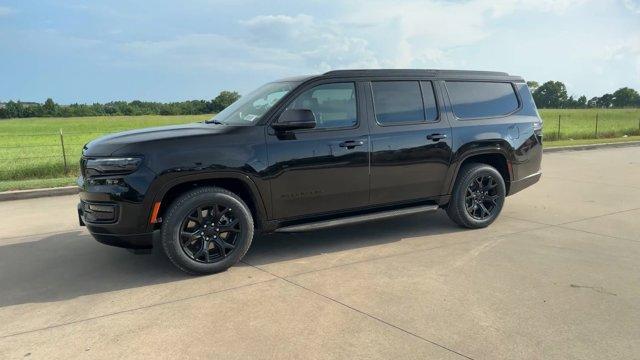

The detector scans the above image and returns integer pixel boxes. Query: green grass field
[0,114,211,185]
[539,108,640,140]
[0,109,638,191]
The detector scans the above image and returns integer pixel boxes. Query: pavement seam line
[504,207,640,228]
[274,238,482,278]
[556,207,640,226]
[0,218,550,341]
[553,225,640,244]
[503,214,640,244]
[241,262,476,360]
[0,229,89,242]
[269,223,550,279]
[239,222,554,358]
[539,176,640,191]
[0,277,279,340]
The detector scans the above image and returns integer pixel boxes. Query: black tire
[161,186,254,275]
[446,163,506,229]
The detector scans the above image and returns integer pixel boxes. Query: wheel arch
[443,147,513,197]
[150,172,268,232]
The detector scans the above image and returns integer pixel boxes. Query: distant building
[0,101,40,108]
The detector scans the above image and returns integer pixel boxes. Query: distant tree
[597,93,614,108]
[212,91,241,112]
[4,101,25,118]
[577,95,587,108]
[526,81,539,92]
[612,87,640,108]
[587,97,600,108]
[532,81,568,108]
[42,98,57,116]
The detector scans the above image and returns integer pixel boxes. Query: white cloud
[602,34,640,78]
[111,0,637,96]
[339,0,590,67]
[484,0,588,17]
[240,14,380,70]
[623,0,640,13]
[0,6,14,16]
[196,0,592,72]
[115,0,594,73]
[120,33,291,72]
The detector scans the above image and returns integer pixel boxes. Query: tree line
[0,91,240,119]
[528,81,640,109]
[1,81,639,119]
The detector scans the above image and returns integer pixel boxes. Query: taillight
[533,120,543,132]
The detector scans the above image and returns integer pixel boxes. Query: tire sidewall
[161,188,254,274]
[455,165,506,227]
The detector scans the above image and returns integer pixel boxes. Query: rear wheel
[446,163,506,229]
[161,187,254,275]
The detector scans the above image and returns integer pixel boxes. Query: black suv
[78,69,542,274]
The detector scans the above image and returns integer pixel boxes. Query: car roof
[277,69,524,83]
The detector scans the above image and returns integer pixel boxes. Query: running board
[275,204,439,233]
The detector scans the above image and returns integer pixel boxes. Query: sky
[0,0,639,104]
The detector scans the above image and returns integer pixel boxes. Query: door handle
[426,133,447,141]
[339,140,365,149]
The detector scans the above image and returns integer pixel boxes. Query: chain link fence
[540,112,640,141]
[0,130,114,181]
[1,113,639,183]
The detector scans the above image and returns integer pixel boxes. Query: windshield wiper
[205,119,225,125]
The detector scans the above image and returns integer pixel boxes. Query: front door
[266,81,370,219]
[366,80,453,205]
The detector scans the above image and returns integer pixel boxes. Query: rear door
[366,79,453,205]
[266,81,370,219]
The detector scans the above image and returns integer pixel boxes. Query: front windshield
[208,82,296,125]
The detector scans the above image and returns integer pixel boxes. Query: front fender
[142,170,270,232]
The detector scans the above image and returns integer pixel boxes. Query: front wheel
[446,163,506,229]
[161,187,254,275]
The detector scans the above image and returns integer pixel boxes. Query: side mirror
[272,109,316,131]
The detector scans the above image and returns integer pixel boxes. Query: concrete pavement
[0,147,638,359]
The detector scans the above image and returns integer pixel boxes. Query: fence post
[557,114,561,140]
[59,129,68,174]
[595,113,599,138]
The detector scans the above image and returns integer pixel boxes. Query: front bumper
[78,202,158,249]
[77,163,159,249]
[90,230,158,249]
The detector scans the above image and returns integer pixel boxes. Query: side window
[286,82,357,129]
[446,81,519,119]
[371,81,431,125]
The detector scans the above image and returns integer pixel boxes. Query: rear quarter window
[446,81,519,119]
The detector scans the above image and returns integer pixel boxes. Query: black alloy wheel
[464,175,500,220]
[446,163,506,229]
[161,187,254,275]
[179,204,241,263]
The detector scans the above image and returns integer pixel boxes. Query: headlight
[85,157,142,176]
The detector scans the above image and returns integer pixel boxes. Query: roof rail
[322,69,511,77]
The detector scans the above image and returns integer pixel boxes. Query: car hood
[83,122,230,156]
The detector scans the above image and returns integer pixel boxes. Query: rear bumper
[508,171,541,195]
